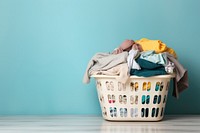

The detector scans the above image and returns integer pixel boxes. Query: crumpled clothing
[165,52,189,98]
[127,49,141,72]
[140,50,168,65]
[165,61,175,74]
[83,52,128,84]
[90,63,129,84]
[136,38,177,58]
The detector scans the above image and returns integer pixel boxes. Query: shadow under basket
[92,75,174,121]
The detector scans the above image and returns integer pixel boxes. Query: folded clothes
[130,68,166,77]
[135,57,164,70]
[130,58,167,77]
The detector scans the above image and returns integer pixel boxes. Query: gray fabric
[83,52,128,84]
[166,53,189,98]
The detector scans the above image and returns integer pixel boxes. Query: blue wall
[0,0,199,115]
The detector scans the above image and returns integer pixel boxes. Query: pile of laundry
[83,38,188,98]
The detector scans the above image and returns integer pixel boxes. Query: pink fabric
[112,39,143,54]
[120,40,134,51]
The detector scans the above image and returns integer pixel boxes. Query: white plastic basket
[92,75,174,121]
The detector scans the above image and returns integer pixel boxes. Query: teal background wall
[0,0,199,115]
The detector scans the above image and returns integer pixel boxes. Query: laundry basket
[92,75,174,121]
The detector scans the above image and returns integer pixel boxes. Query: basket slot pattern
[96,78,171,121]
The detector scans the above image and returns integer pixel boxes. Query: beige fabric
[90,63,129,84]
[83,52,128,84]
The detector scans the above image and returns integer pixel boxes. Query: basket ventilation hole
[120,108,127,117]
[119,95,127,104]
[108,94,116,104]
[142,95,150,104]
[130,95,138,105]
[131,108,138,117]
[118,82,126,91]
[151,108,159,117]
[141,108,149,117]
[110,107,117,117]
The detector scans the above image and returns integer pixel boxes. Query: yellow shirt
[136,38,177,58]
